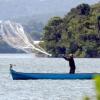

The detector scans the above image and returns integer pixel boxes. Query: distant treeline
[0,41,24,53]
[41,3,100,57]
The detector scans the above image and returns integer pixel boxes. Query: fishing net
[0,20,51,56]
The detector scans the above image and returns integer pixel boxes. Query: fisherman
[63,54,76,74]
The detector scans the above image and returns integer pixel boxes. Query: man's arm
[63,56,69,61]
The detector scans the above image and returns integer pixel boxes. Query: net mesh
[0,20,51,56]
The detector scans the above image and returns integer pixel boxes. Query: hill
[0,0,99,41]
[43,3,100,57]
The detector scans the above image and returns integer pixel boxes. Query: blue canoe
[10,67,100,80]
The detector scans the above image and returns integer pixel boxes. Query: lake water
[0,54,100,100]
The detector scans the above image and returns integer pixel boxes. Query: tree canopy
[42,3,100,57]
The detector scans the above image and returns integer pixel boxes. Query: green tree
[43,17,67,57]
[42,3,100,57]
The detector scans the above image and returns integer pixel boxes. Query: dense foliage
[42,3,100,57]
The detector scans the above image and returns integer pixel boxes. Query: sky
[39,0,100,4]
[0,0,99,20]
[62,0,100,13]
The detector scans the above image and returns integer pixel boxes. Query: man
[63,54,76,74]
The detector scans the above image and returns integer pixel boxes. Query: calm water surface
[0,54,100,100]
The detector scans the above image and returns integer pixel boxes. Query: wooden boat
[10,67,100,80]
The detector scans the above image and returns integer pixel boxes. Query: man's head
[69,53,73,57]
[10,64,12,66]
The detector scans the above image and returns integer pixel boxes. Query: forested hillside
[42,3,100,57]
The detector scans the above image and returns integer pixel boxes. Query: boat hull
[10,68,100,80]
